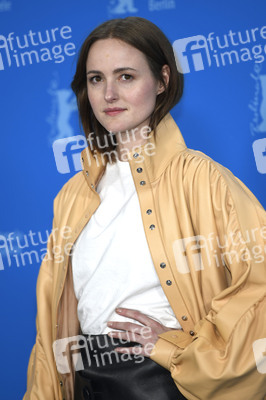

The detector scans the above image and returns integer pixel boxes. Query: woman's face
[86,38,165,134]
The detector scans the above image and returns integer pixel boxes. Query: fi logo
[252,338,266,374]
[252,138,266,174]
[53,335,89,374]
[173,35,211,73]
[172,235,210,274]
[53,135,87,174]
[0,34,11,70]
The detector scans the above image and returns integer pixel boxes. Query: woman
[24,17,266,400]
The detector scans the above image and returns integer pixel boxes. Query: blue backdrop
[0,1,265,398]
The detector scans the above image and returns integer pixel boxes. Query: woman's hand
[107,307,176,357]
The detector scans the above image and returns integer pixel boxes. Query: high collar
[81,113,187,188]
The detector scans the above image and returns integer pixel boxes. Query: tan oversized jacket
[24,114,266,400]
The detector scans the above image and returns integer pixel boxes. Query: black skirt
[74,334,187,400]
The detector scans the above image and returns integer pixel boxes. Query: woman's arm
[24,221,61,400]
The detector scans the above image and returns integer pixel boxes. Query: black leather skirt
[74,334,187,400]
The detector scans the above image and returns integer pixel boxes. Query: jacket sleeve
[23,217,61,400]
[151,160,266,400]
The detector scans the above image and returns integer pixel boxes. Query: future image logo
[0,229,50,270]
[0,25,76,71]
[53,334,144,374]
[172,230,266,275]
[173,26,266,73]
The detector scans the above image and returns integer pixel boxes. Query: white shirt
[72,159,181,334]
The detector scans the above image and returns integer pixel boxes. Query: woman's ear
[157,64,170,95]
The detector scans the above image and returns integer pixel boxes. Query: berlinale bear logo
[108,0,138,14]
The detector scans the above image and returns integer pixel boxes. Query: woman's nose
[104,81,119,102]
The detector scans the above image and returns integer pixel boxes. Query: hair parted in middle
[71,16,184,160]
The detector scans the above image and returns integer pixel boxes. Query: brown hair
[71,17,183,160]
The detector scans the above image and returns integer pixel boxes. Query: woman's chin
[101,123,134,134]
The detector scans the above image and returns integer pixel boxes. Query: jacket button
[189,330,195,336]
[146,209,152,215]
[137,167,143,173]
[160,262,166,268]
[140,180,146,185]
[166,280,172,286]
[133,153,139,158]
[59,381,63,386]
[149,224,155,230]
[182,315,188,321]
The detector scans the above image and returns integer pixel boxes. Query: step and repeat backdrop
[0,0,265,398]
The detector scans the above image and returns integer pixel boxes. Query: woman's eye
[121,74,133,81]
[89,76,102,84]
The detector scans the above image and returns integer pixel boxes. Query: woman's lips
[104,108,126,116]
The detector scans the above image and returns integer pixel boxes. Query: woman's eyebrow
[86,67,137,75]
[113,67,137,73]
